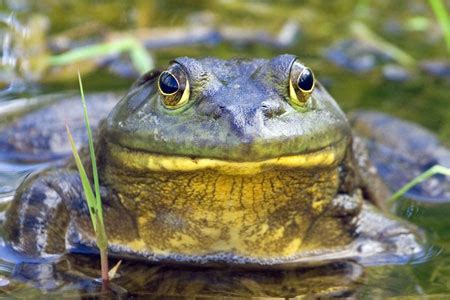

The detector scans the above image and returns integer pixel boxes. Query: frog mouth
[106,137,349,175]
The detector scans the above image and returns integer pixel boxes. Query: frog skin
[1,54,426,267]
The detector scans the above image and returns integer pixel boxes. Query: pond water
[0,0,449,298]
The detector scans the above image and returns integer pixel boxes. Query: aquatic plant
[350,21,416,68]
[428,0,450,54]
[66,72,109,284]
[48,37,153,75]
[389,164,450,204]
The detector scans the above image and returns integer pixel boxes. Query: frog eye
[158,64,190,109]
[288,60,315,108]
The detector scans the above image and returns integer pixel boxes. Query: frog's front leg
[3,169,139,258]
[3,169,82,257]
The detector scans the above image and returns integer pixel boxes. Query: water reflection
[12,255,362,298]
[0,0,449,297]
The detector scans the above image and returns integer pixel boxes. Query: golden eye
[288,60,315,108]
[158,64,190,109]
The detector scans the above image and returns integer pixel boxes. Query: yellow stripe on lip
[106,138,349,175]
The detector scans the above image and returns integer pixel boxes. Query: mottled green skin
[107,55,350,160]
[2,55,423,268]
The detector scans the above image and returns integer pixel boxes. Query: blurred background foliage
[0,0,450,297]
[1,0,449,141]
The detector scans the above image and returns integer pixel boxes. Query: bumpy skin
[106,56,350,160]
[2,55,423,267]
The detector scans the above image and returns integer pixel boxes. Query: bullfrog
[1,54,436,267]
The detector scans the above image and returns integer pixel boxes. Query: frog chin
[105,137,348,175]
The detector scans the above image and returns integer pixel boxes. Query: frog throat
[105,137,348,175]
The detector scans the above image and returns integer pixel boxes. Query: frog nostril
[213,105,226,118]
[209,105,226,119]
[261,102,285,118]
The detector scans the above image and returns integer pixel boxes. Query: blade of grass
[351,21,416,68]
[428,0,450,54]
[388,164,450,205]
[65,125,98,232]
[77,74,109,284]
[67,74,110,284]
[128,39,154,75]
[49,38,154,75]
[48,40,127,66]
[78,72,103,227]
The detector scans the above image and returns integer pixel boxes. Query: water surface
[0,0,449,297]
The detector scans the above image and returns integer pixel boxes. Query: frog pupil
[159,72,179,94]
[298,69,314,91]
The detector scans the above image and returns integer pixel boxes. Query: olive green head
[105,54,350,162]
[101,55,355,260]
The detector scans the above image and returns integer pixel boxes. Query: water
[0,0,449,297]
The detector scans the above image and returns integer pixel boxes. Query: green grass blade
[77,72,104,226]
[128,39,154,75]
[66,124,98,232]
[428,0,450,54]
[48,38,154,75]
[95,217,108,250]
[388,164,450,204]
[70,74,110,283]
[351,21,416,68]
[48,40,127,66]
